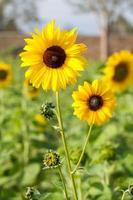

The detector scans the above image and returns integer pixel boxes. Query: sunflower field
[0,20,133,200]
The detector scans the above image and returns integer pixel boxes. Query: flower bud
[43,150,61,169]
[41,102,55,120]
[129,185,133,197]
[25,187,40,200]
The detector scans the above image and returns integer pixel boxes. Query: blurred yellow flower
[103,50,133,92]
[24,79,40,98]
[34,114,46,125]
[72,80,116,125]
[0,62,12,88]
[20,19,87,91]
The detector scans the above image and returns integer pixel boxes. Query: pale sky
[17,0,133,35]
[36,0,99,35]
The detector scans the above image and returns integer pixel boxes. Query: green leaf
[21,163,40,186]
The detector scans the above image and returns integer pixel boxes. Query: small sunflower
[72,80,116,125]
[24,79,40,98]
[103,50,133,92]
[20,20,87,91]
[34,114,46,125]
[0,62,12,88]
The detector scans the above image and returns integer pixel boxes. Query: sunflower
[72,80,116,125]
[34,114,46,125]
[103,50,133,92]
[0,62,12,88]
[24,79,40,98]
[20,20,87,91]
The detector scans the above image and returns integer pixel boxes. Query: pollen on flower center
[88,95,103,111]
[113,62,129,82]
[0,69,7,80]
[43,46,66,68]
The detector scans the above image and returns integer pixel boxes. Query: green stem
[56,91,78,200]
[72,125,93,175]
[77,172,82,200]
[121,190,128,200]
[58,165,69,200]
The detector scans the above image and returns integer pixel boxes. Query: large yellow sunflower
[103,50,133,92]
[20,20,87,91]
[72,80,116,125]
[0,62,12,88]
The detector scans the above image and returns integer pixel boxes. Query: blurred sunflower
[20,19,87,91]
[24,79,40,98]
[72,80,116,125]
[0,62,12,88]
[103,50,133,92]
[34,114,46,125]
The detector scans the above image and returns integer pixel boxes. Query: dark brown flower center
[113,62,129,82]
[0,70,8,80]
[43,46,66,68]
[88,95,103,111]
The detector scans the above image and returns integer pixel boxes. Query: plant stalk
[121,190,128,200]
[56,91,78,200]
[72,125,93,175]
[58,165,69,200]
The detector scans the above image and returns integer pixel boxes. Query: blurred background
[1,1,133,200]
[1,0,133,60]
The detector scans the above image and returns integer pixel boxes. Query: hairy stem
[72,125,93,175]
[56,91,78,200]
[121,190,128,200]
[58,165,69,200]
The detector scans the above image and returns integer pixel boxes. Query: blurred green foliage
[0,49,133,200]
